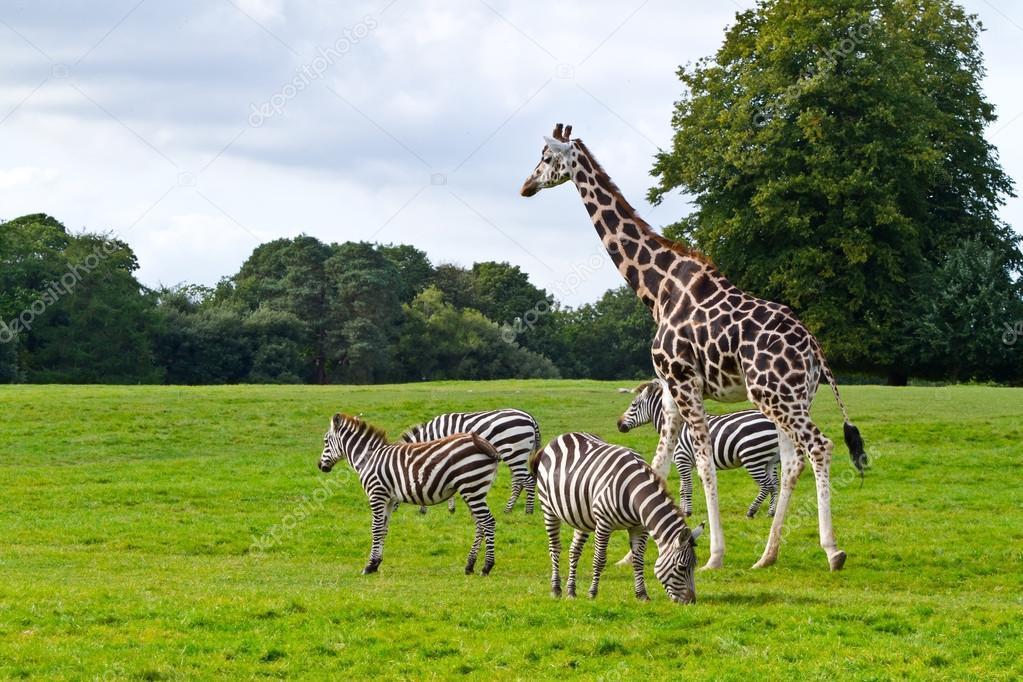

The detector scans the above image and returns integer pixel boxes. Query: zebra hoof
[481,561,494,576]
[587,590,598,600]
[636,593,650,602]
[829,551,847,572]
[746,512,756,519]
[551,587,562,598]
[465,565,475,575]
[361,564,379,575]
[418,506,428,514]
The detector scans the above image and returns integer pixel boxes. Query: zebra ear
[332,413,344,430]
[691,523,705,542]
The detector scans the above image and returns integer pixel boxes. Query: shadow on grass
[705,591,825,606]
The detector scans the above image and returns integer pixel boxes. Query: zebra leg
[566,529,589,598]
[463,493,496,575]
[767,468,779,517]
[363,496,392,574]
[629,529,650,601]
[544,510,563,597]
[448,496,456,514]
[504,479,523,513]
[587,524,612,599]
[524,476,536,515]
[678,455,694,517]
[746,465,773,518]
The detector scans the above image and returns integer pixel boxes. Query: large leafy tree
[649,0,1020,383]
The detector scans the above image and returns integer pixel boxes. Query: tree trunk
[887,369,908,386]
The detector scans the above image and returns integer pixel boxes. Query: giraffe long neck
[569,142,665,309]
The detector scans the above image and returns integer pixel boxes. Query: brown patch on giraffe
[637,247,651,266]
[594,188,612,205]
[601,210,620,229]
[585,202,598,217]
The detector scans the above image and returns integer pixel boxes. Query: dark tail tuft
[528,447,544,476]
[843,422,868,477]
[471,434,501,462]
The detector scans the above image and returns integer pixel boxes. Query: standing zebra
[532,432,701,603]
[401,409,540,514]
[319,413,500,576]
[618,380,782,519]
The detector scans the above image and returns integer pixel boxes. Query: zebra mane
[398,422,425,443]
[632,379,661,396]
[334,413,389,445]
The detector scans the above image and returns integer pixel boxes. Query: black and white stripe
[532,433,701,604]
[319,413,500,576]
[401,409,540,514]
[618,380,782,518]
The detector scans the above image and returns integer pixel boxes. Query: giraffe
[520,124,867,571]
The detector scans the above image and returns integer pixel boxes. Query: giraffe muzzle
[520,179,539,197]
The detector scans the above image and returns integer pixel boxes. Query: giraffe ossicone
[520,122,868,572]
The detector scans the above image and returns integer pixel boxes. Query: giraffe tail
[812,340,869,477]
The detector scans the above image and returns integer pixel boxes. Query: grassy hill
[1,382,1020,679]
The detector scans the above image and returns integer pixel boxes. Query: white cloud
[0,0,1019,306]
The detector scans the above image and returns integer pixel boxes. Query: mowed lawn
[1,381,1021,680]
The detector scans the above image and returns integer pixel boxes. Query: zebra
[319,413,500,576]
[400,409,541,515]
[532,432,702,604]
[617,380,782,519]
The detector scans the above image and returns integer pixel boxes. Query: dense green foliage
[0,216,654,384]
[650,0,1022,384]
[1,382,1020,678]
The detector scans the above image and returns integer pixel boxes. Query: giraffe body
[521,124,867,571]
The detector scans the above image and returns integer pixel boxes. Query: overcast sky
[2,0,1021,306]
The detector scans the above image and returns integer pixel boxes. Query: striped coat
[618,380,782,518]
[401,409,540,514]
[532,432,700,603]
[319,413,500,576]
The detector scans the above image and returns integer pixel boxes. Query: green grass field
[1,381,1021,680]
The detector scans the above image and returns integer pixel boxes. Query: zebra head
[617,381,661,432]
[319,413,388,473]
[520,123,575,197]
[318,414,347,472]
[654,523,703,604]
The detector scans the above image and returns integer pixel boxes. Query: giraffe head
[520,123,576,197]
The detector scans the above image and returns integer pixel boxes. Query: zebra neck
[640,494,688,550]
[650,396,666,434]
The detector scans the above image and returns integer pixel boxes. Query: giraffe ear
[544,136,571,154]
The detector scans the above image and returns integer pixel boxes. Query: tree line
[0,213,654,384]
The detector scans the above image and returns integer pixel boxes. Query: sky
[2,0,1022,306]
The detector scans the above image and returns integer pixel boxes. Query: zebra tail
[471,434,501,463]
[812,338,869,477]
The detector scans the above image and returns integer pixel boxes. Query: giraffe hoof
[700,558,723,571]
[829,551,847,572]
[751,556,776,570]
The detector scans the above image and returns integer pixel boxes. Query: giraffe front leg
[566,529,589,598]
[629,529,650,601]
[544,510,563,597]
[753,427,803,569]
[588,524,612,599]
[667,377,724,570]
[363,497,391,574]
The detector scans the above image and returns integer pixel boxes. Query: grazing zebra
[618,380,782,519]
[613,382,781,519]
[532,432,702,604]
[400,409,541,515]
[319,413,500,576]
